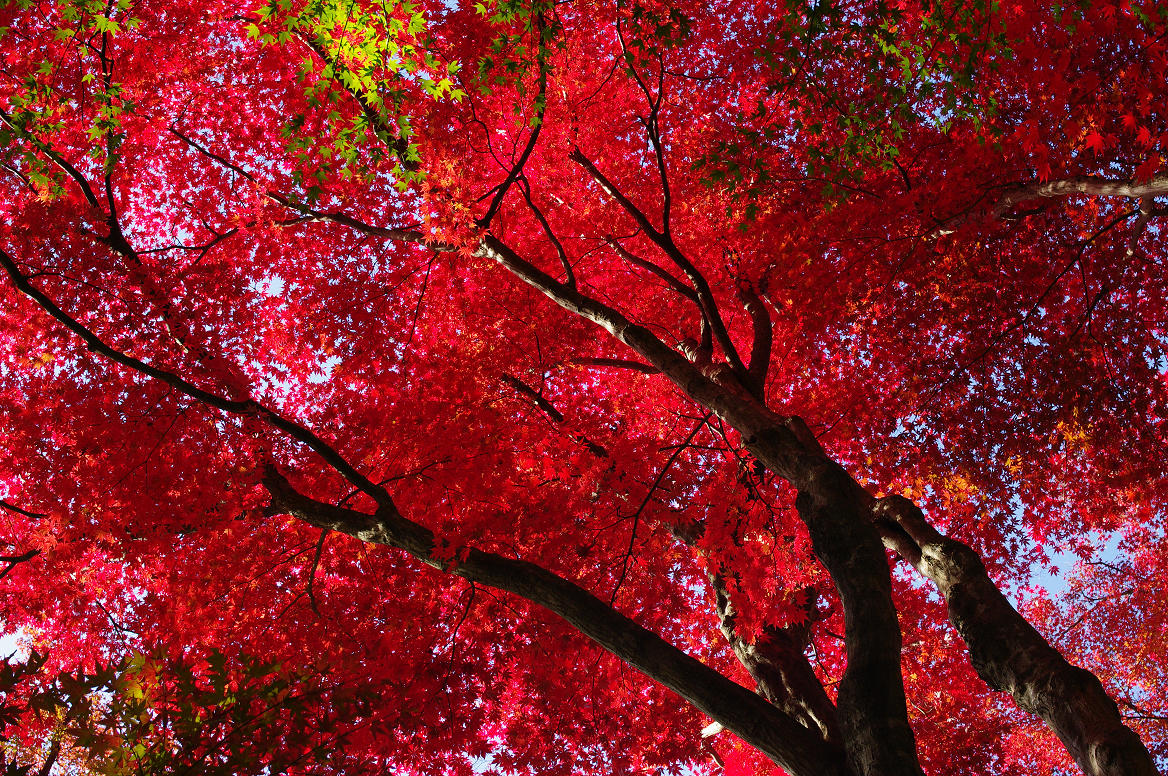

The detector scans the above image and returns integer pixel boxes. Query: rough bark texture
[874,496,1159,776]
[711,576,842,745]
[486,228,1155,775]
[785,461,924,776]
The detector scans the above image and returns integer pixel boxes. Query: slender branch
[293,32,415,169]
[501,372,608,457]
[170,127,427,244]
[570,357,660,374]
[307,529,328,616]
[0,246,393,507]
[478,22,549,228]
[0,499,46,519]
[615,17,671,233]
[921,208,1137,404]
[0,549,40,582]
[0,107,102,209]
[604,235,699,304]
[517,177,575,288]
[501,373,565,423]
[609,414,708,604]
[569,148,748,377]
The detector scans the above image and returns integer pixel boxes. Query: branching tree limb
[262,470,853,776]
[0,237,851,776]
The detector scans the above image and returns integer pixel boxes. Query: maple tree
[1,0,1167,773]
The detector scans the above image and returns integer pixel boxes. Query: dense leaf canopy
[1,0,1167,774]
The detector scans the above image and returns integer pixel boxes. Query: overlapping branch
[12,93,1157,775]
[0,549,39,582]
[472,233,925,776]
[168,122,1156,773]
[264,471,852,776]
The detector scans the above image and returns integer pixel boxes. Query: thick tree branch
[872,496,1158,776]
[736,280,773,399]
[4,224,850,776]
[786,461,924,776]
[35,739,60,776]
[677,511,840,746]
[474,234,924,776]
[935,173,1168,234]
[207,205,926,775]
[997,173,1168,210]
[263,470,853,776]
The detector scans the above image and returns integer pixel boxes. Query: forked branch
[1,238,849,776]
[0,548,40,582]
[569,148,748,378]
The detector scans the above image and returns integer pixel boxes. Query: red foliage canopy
[1,0,1167,774]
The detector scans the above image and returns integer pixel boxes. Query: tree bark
[710,575,842,746]
[479,235,926,776]
[478,228,1159,776]
[874,496,1159,776]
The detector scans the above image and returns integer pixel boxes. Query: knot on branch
[874,496,985,588]
[872,495,943,546]
[872,494,921,522]
[679,336,712,365]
